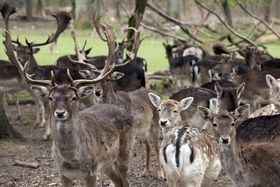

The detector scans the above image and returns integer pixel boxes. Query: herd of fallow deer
[1,2,280,187]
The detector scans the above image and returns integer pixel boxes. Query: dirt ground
[0,103,234,187]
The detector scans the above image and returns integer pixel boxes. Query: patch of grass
[1,29,280,72]
[0,30,168,72]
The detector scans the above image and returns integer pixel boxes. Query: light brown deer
[199,104,280,187]
[148,93,221,187]
[23,50,135,186]
[250,74,280,118]
[87,25,162,178]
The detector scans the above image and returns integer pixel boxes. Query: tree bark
[36,0,45,17]
[221,0,234,28]
[0,93,23,139]
[127,0,147,54]
[26,0,33,21]
[264,0,273,23]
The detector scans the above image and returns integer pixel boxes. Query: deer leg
[42,117,51,140]
[39,100,46,127]
[141,137,152,177]
[86,174,96,187]
[61,175,73,187]
[104,165,123,187]
[15,94,21,120]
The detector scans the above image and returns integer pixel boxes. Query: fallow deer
[170,82,245,129]
[199,104,280,187]
[250,74,280,118]
[83,24,162,178]
[148,93,221,187]
[24,58,135,187]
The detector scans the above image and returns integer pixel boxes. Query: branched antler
[25,11,71,47]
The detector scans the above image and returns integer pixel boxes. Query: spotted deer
[250,74,280,118]
[148,93,221,187]
[23,57,135,187]
[199,104,280,187]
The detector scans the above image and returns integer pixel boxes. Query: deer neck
[27,55,39,73]
[218,133,247,186]
[51,111,80,161]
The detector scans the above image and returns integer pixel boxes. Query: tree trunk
[0,93,23,139]
[115,0,121,20]
[264,0,273,23]
[221,0,234,28]
[36,0,45,17]
[26,0,33,21]
[127,0,148,55]
[71,0,76,19]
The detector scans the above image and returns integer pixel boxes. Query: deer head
[266,74,280,103]
[148,93,193,129]
[198,104,250,145]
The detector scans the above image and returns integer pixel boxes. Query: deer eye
[231,123,235,126]
[213,123,217,127]
[72,97,77,101]
[48,97,53,101]
[173,110,178,114]
[157,108,161,112]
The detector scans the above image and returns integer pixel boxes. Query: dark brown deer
[24,56,135,187]
[198,104,280,187]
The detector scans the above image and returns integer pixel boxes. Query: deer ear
[32,48,40,54]
[214,82,223,97]
[209,98,219,114]
[266,74,276,88]
[236,82,245,100]
[148,93,161,108]
[77,86,94,98]
[234,104,250,122]
[198,106,213,120]
[30,85,50,98]
[85,48,92,55]
[179,97,193,111]
[110,72,124,80]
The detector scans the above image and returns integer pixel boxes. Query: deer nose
[95,90,102,97]
[160,120,168,127]
[220,137,230,144]
[56,111,66,118]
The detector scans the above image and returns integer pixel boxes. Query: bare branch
[235,0,280,39]
[140,22,187,42]
[146,2,203,43]
[194,0,257,47]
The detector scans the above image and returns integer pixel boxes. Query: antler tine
[100,21,117,77]
[72,64,115,87]
[28,11,71,48]
[23,60,53,87]
[82,40,87,51]
[12,36,22,46]
[93,15,108,42]
[67,55,98,70]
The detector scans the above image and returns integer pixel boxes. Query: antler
[25,11,71,47]
[3,31,24,72]
[23,60,54,87]
[93,15,107,42]
[0,2,16,31]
